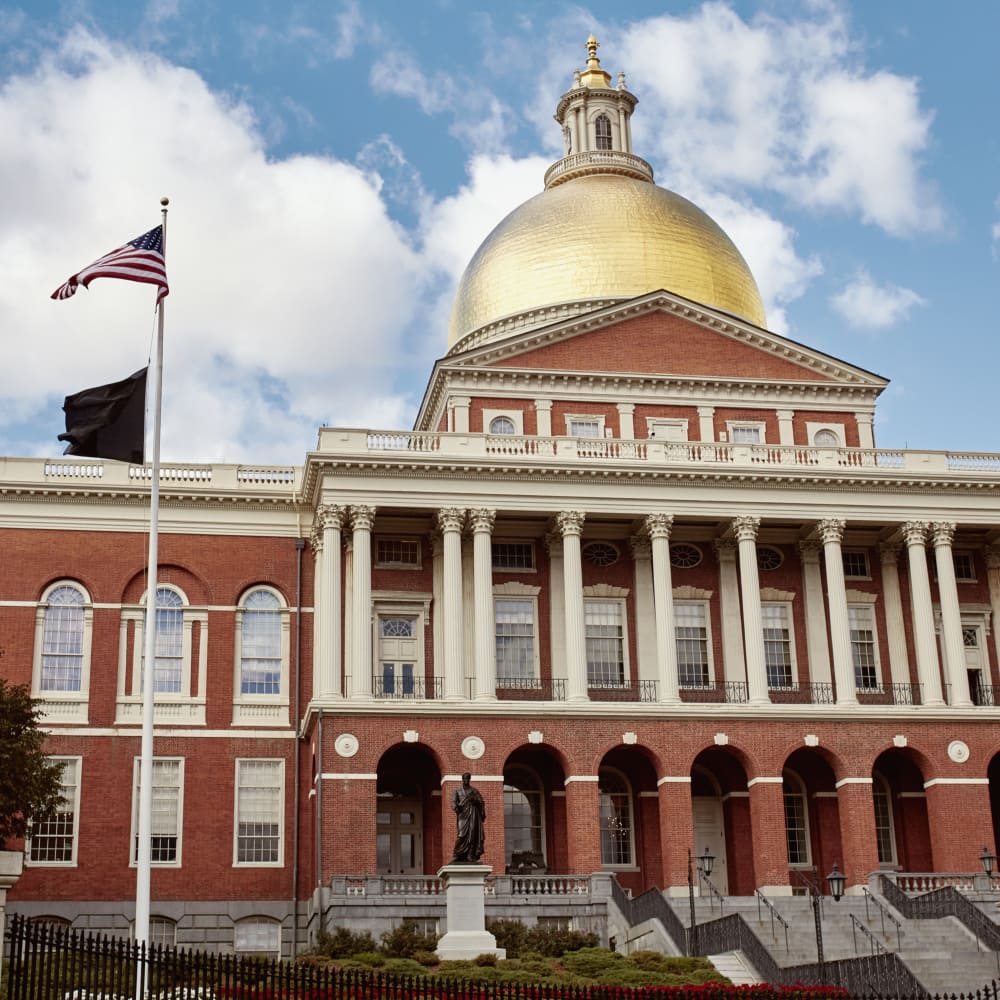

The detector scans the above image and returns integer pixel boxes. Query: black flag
[59,368,147,463]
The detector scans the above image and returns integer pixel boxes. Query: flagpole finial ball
[160,197,169,206]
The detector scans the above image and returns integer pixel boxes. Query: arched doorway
[782,748,841,888]
[502,746,567,873]
[872,749,931,872]
[375,744,441,875]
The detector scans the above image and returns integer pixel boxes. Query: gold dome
[448,173,767,349]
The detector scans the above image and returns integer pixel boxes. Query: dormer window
[595,115,613,150]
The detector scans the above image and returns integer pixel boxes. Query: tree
[0,679,66,844]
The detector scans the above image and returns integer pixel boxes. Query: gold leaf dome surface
[448,173,766,349]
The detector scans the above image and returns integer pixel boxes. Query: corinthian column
[714,538,745,686]
[932,522,971,706]
[470,508,497,701]
[798,539,831,686]
[902,522,944,705]
[437,508,467,701]
[316,504,345,698]
[349,505,375,700]
[734,516,769,705]
[310,523,324,700]
[879,543,911,689]
[818,518,857,705]
[646,514,680,704]
[557,511,588,702]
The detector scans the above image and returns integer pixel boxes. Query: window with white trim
[233,587,290,726]
[32,583,93,722]
[234,917,280,959]
[130,916,177,948]
[495,598,538,682]
[483,409,524,436]
[565,414,604,438]
[235,759,284,866]
[489,416,515,434]
[594,114,613,150]
[783,771,810,866]
[492,541,535,571]
[813,429,840,446]
[953,551,976,582]
[28,757,81,866]
[842,550,870,579]
[762,603,795,688]
[598,768,634,867]
[503,765,544,869]
[872,772,896,866]
[375,537,421,568]
[646,418,689,442]
[585,599,626,687]
[131,758,183,867]
[727,422,765,444]
[675,602,711,687]
[849,605,880,690]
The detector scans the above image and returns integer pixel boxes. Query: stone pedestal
[435,863,506,960]
[0,851,25,990]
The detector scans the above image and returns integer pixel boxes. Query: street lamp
[810,862,846,978]
[687,846,715,956]
[979,847,996,876]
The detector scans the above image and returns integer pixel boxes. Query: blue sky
[0,0,996,463]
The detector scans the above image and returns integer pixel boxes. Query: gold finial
[579,34,611,89]
[160,197,169,206]
[586,34,600,65]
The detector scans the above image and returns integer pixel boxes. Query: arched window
[783,770,810,866]
[489,416,516,435]
[595,114,613,150]
[813,429,840,447]
[872,772,896,866]
[239,589,282,696]
[39,585,86,692]
[504,765,544,869]
[149,587,184,694]
[234,916,280,958]
[598,767,633,866]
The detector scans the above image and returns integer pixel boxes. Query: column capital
[901,521,929,546]
[616,402,635,415]
[986,545,1000,570]
[556,510,586,537]
[468,508,496,534]
[854,411,874,426]
[317,503,346,531]
[776,408,795,419]
[817,518,846,545]
[713,537,738,562]
[534,398,553,412]
[437,507,467,534]
[879,542,902,566]
[629,535,652,560]
[544,531,563,558]
[732,515,760,543]
[350,505,376,531]
[697,406,716,417]
[644,513,674,540]
[930,521,957,547]
[798,538,823,564]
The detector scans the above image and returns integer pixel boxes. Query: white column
[630,536,656,682]
[310,524,324,700]
[572,105,582,153]
[470,508,497,701]
[438,508,467,701]
[349,505,375,700]
[646,514,681,704]
[452,396,471,433]
[776,409,795,446]
[617,104,628,152]
[617,403,635,440]
[879,543,911,690]
[932,522,972,707]
[798,540,832,686]
[697,406,715,443]
[535,399,553,437]
[818,518,857,705]
[901,521,944,705]
[557,510,588,702]
[317,504,345,698]
[734,516,769,705]
[855,412,875,449]
[713,539,745,687]
[987,546,1000,675]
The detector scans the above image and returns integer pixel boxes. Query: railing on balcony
[587,679,658,702]
[679,681,749,704]
[493,676,567,701]
[768,682,835,705]
[372,675,442,700]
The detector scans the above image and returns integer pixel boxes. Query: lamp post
[687,845,715,956]
[809,862,846,979]
[975,846,996,891]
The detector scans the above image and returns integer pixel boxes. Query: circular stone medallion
[947,740,970,764]
[335,733,359,758]
[461,736,485,760]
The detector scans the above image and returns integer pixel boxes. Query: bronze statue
[450,772,486,863]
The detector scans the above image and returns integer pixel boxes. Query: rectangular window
[235,759,283,866]
[849,605,880,690]
[783,782,809,866]
[762,603,794,688]
[730,424,763,444]
[495,599,537,680]
[842,550,870,579]
[585,600,625,687]
[491,541,534,571]
[234,918,280,958]
[375,537,421,568]
[132,758,182,866]
[381,662,415,696]
[675,602,710,687]
[568,418,601,438]
[28,758,80,865]
[954,552,976,581]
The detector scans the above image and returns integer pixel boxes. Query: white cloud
[0,28,427,463]
[829,270,926,329]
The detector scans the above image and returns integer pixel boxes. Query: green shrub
[381,957,428,976]
[525,925,599,956]
[312,926,378,959]
[485,918,529,957]
[351,951,385,967]
[473,952,498,967]
[561,946,624,976]
[412,949,439,967]
[627,949,669,969]
[380,920,439,958]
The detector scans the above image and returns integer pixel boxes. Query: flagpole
[135,197,169,963]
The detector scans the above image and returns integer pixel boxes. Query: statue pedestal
[435,863,506,960]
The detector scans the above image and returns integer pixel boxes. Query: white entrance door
[376,797,423,874]
[964,624,988,704]
[692,796,729,894]
[378,616,419,696]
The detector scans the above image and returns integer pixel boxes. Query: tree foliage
[0,679,66,843]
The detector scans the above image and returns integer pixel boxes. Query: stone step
[706,951,761,986]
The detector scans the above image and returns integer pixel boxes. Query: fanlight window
[670,543,703,569]
[146,589,184,694]
[240,590,282,696]
[489,416,516,435]
[40,586,86,692]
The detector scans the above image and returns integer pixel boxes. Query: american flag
[51,226,169,302]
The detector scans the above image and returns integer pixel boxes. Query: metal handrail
[851,913,887,956]
[755,889,791,952]
[863,887,903,950]
[699,874,726,915]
